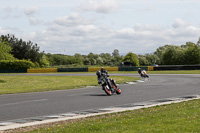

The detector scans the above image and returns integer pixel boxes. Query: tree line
[0,34,200,68]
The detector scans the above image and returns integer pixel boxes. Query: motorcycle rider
[138,68,142,75]
[96,67,114,91]
[96,67,109,84]
[138,68,149,78]
[101,67,108,76]
[96,67,121,95]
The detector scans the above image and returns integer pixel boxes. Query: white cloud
[2,6,22,19]
[0,26,23,37]
[54,13,91,27]
[0,27,7,35]
[172,18,188,28]
[135,6,156,12]
[76,0,119,13]
[29,17,42,25]
[25,17,199,55]
[24,6,38,16]
[24,6,42,25]
[1,0,200,55]
[3,6,13,13]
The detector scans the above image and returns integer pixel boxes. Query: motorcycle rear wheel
[111,83,121,95]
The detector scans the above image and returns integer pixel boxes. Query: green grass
[109,70,200,74]
[0,79,6,83]
[0,75,139,95]
[148,70,200,74]
[19,99,200,133]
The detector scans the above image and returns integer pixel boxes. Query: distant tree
[99,53,112,65]
[197,37,200,46]
[47,54,67,65]
[96,57,104,65]
[184,45,200,64]
[83,57,90,65]
[111,49,122,66]
[112,49,120,57]
[0,38,15,60]
[66,56,80,65]
[122,52,139,66]
[74,53,84,65]
[138,55,149,66]
[154,45,173,57]
[145,54,160,65]
[39,54,50,67]
[0,34,43,63]
[88,53,98,65]
[181,42,196,48]
[161,46,185,65]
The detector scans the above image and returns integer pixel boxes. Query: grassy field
[15,99,200,133]
[148,70,200,74]
[109,70,200,74]
[0,75,139,95]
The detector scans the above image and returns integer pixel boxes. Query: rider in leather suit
[96,67,109,84]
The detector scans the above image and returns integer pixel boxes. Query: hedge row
[0,60,35,69]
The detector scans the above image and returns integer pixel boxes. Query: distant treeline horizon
[1,34,200,68]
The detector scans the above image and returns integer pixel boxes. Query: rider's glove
[98,81,102,84]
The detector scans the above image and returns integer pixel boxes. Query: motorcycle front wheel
[116,88,121,95]
[104,85,112,96]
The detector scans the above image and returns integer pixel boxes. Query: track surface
[0,74,200,122]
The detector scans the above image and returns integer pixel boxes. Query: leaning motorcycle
[140,70,149,78]
[99,73,121,96]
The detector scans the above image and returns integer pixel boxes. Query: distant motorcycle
[138,68,149,78]
[96,71,121,96]
[140,70,149,78]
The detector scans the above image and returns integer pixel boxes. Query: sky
[1,0,200,55]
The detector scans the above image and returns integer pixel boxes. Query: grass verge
[12,99,200,133]
[109,70,200,74]
[0,76,139,95]
[1,70,200,75]
[0,79,6,83]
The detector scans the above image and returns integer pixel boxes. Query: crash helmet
[96,71,101,77]
[101,67,104,72]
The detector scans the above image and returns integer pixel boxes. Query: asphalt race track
[0,74,200,123]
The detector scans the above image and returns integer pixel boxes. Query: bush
[0,60,35,69]
[122,52,139,66]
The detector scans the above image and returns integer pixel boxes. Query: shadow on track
[89,94,108,96]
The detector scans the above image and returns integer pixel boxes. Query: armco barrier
[27,68,58,73]
[0,69,27,73]
[148,66,154,71]
[88,67,118,72]
[119,67,148,71]
[58,68,88,72]
[2,65,200,73]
